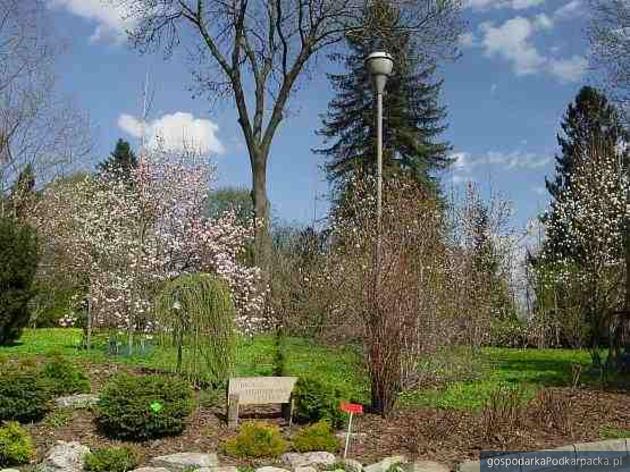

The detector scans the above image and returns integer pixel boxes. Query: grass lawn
[1,329,596,411]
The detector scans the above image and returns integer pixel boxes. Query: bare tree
[589,0,630,116]
[0,0,91,211]
[118,0,461,265]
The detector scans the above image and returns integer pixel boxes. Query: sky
[45,0,593,229]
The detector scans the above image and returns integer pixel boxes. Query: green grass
[1,329,597,411]
[600,425,630,439]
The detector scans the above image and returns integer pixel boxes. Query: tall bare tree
[118,0,461,265]
[0,0,91,212]
[589,0,630,116]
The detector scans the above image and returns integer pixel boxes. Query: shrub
[0,422,34,467]
[292,421,339,453]
[0,217,39,345]
[223,422,288,458]
[0,364,51,422]
[97,373,193,440]
[84,447,140,472]
[41,356,90,396]
[293,377,348,428]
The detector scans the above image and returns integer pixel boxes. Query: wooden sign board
[228,376,297,405]
[227,376,298,429]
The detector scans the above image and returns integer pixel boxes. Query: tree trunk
[251,153,272,270]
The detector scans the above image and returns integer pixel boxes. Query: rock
[151,453,218,471]
[456,460,479,472]
[54,394,99,409]
[196,468,239,472]
[256,467,291,472]
[1,469,21,472]
[130,469,171,472]
[295,466,318,472]
[364,456,407,472]
[402,462,449,472]
[282,452,337,468]
[341,459,363,472]
[38,441,90,472]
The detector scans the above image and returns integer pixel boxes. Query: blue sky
[46,0,592,228]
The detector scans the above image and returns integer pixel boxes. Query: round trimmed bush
[0,364,51,422]
[222,422,288,458]
[293,377,348,428]
[97,373,193,440]
[292,421,339,452]
[84,446,140,472]
[0,421,34,467]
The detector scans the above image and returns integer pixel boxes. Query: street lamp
[366,51,394,239]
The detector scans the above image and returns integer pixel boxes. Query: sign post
[340,402,363,459]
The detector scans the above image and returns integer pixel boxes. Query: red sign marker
[340,402,363,414]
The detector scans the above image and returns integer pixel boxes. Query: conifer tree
[98,139,138,178]
[317,0,450,201]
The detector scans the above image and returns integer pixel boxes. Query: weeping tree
[155,273,237,385]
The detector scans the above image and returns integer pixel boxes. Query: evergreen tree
[9,164,35,220]
[0,216,39,345]
[546,86,628,200]
[543,86,629,261]
[98,139,138,178]
[316,0,450,201]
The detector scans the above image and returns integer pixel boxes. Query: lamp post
[366,51,394,287]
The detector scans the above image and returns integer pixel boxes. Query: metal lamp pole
[366,51,394,286]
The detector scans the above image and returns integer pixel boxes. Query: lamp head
[366,51,394,94]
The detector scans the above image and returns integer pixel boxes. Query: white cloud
[47,0,132,43]
[118,112,226,155]
[548,55,588,82]
[477,15,586,82]
[459,32,476,48]
[553,0,583,20]
[450,150,551,183]
[480,17,546,75]
[464,0,544,10]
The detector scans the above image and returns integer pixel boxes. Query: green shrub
[292,421,339,452]
[84,446,140,472]
[0,422,34,466]
[293,377,348,428]
[0,217,39,345]
[223,422,288,458]
[41,356,91,396]
[97,373,193,440]
[0,364,51,422]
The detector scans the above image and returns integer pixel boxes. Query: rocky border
[457,438,630,472]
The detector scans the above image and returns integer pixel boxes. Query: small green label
[150,401,163,413]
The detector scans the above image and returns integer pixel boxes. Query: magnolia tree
[32,149,265,348]
[540,139,629,366]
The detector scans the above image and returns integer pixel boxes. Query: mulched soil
[23,364,630,471]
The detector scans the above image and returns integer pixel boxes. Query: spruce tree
[98,139,138,178]
[543,86,629,261]
[316,0,450,201]
[546,86,627,200]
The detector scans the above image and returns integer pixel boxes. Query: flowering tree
[541,138,629,368]
[32,148,265,349]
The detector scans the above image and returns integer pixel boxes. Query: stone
[1,469,21,472]
[455,460,479,472]
[256,467,291,472]
[151,453,219,471]
[295,466,318,472]
[196,468,239,472]
[402,462,449,472]
[364,456,407,472]
[282,452,337,468]
[341,459,363,472]
[38,441,90,472]
[130,468,171,472]
[54,394,99,409]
